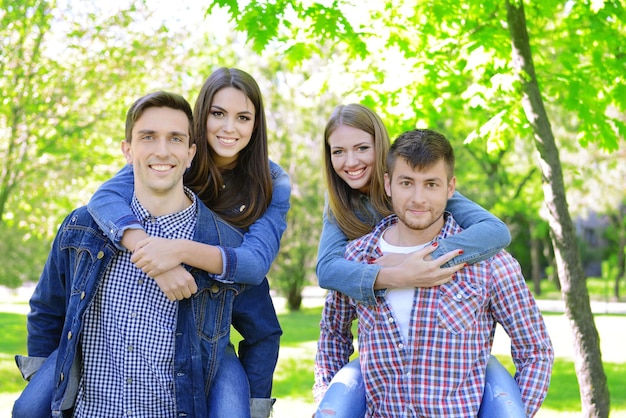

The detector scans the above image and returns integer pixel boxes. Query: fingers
[431,249,464,267]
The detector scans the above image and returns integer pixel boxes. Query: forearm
[120,229,149,252]
[177,239,224,274]
[436,191,511,266]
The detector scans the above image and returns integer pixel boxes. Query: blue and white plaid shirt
[74,189,197,418]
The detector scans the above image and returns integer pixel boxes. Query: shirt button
[137,278,144,285]
[131,312,137,318]
[388,317,394,323]
[455,292,463,300]
[127,377,133,384]
[398,343,404,349]
[67,331,72,340]
[211,284,220,293]
[128,345,134,352]
[97,251,104,259]
[80,291,86,300]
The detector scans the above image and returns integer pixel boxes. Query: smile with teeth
[150,164,174,172]
[218,136,237,145]
[346,168,366,177]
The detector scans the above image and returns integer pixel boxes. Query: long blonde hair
[323,104,393,240]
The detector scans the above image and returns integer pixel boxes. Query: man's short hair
[125,91,193,144]
[387,129,455,180]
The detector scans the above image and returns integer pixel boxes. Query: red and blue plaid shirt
[314,213,553,417]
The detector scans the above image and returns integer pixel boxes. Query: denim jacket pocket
[193,277,239,342]
[437,281,483,334]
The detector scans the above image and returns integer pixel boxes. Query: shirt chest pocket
[437,281,484,335]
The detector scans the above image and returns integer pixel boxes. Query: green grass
[535,276,626,302]
[3,303,625,414]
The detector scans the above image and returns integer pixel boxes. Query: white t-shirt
[379,230,430,344]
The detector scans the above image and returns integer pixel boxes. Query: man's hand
[374,243,466,289]
[152,265,197,301]
[131,236,182,277]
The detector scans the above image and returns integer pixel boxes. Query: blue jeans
[314,356,525,418]
[12,350,57,418]
[208,344,251,418]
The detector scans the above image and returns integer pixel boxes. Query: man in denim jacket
[13,91,246,417]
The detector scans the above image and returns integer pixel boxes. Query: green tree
[207,0,626,415]
[0,0,195,286]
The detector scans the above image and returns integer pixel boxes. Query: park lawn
[2,303,625,414]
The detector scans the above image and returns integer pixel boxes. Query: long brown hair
[323,104,392,240]
[184,68,272,229]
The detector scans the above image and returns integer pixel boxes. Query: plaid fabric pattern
[74,190,197,418]
[315,214,553,417]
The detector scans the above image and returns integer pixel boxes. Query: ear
[447,176,456,198]
[121,140,133,165]
[384,172,392,197]
[186,143,197,169]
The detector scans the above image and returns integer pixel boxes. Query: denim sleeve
[316,202,380,306]
[27,212,75,357]
[87,164,141,249]
[218,161,291,285]
[434,191,511,267]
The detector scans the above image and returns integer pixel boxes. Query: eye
[211,111,224,117]
[141,135,154,141]
[400,180,411,187]
[357,145,371,152]
[238,115,252,122]
[426,182,439,188]
[171,136,184,143]
[331,149,344,156]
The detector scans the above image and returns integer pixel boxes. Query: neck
[135,186,191,217]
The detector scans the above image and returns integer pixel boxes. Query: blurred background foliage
[1,0,625,309]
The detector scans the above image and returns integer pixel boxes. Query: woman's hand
[373,243,466,289]
[131,236,184,277]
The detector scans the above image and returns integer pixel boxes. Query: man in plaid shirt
[314,129,553,417]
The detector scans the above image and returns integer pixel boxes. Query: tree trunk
[614,208,625,300]
[505,1,610,416]
[529,220,542,295]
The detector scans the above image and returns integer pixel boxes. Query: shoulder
[268,159,291,202]
[488,250,523,277]
[196,200,244,238]
[61,206,101,230]
[57,206,112,248]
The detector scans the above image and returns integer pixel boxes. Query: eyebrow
[136,129,188,138]
[210,105,254,117]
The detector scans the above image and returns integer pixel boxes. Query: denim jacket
[316,191,512,306]
[20,202,245,417]
[86,160,291,398]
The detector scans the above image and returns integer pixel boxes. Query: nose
[154,138,169,157]
[222,116,235,133]
[412,185,426,203]
[345,151,359,167]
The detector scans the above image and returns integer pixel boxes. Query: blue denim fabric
[14,202,244,417]
[208,344,251,418]
[316,191,511,305]
[86,160,290,401]
[314,358,365,418]
[314,356,524,418]
[232,277,282,399]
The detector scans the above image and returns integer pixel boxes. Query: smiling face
[328,125,376,194]
[384,157,455,242]
[205,86,256,167]
[122,106,196,201]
